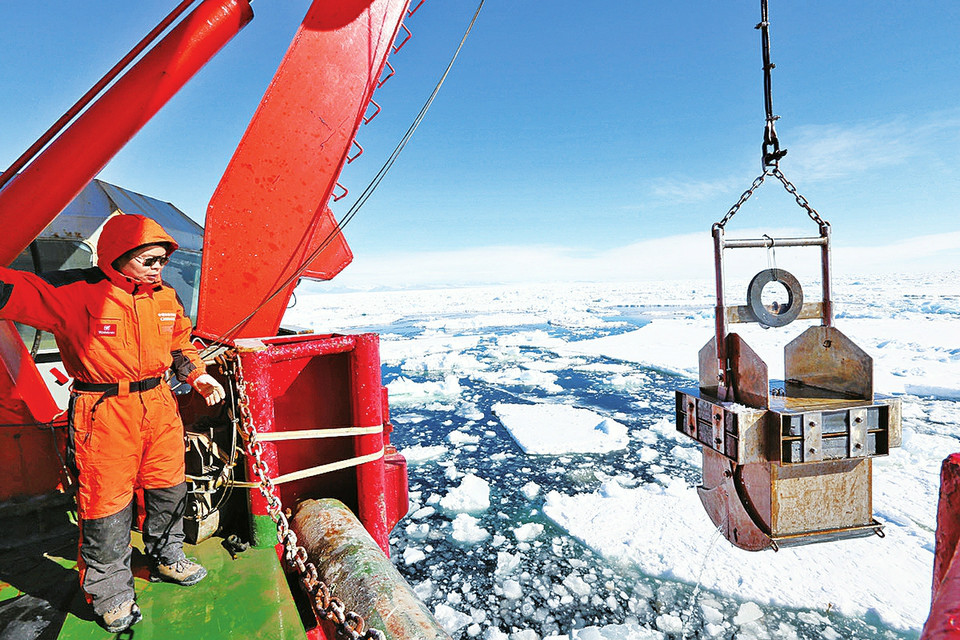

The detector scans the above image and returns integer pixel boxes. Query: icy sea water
[287,276,960,640]
[384,331,912,640]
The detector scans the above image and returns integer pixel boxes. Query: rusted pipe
[713,226,729,400]
[820,224,834,327]
[292,499,452,640]
[722,235,827,249]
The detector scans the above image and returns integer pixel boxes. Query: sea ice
[501,579,523,600]
[452,514,490,545]
[288,274,960,638]
[403,444,448,464]
[440,474,491,514]
[733,602,764,625]
[513,523,544,542]
[492,403,629,455]
[405,522,431,540]
[448,430,482,446]
[388,374,462,405]
[495,551,521,576]
[403,547,425,565]
[521,481,541,500]
[435,603,473,634]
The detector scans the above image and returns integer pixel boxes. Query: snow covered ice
[288,272,960,639]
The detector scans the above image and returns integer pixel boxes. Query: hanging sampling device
[673,0,902,551]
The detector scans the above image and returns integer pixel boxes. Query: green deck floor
[0,527,308,640]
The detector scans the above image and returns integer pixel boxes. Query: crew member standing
[0,213,225,633]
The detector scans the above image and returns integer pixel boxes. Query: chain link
[712,170,769,232]
[713,166,830,231]
[771,168,830,229]
[715,0,830,232]
[230,354,385,640]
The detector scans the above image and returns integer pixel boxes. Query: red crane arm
[195,0,411,341]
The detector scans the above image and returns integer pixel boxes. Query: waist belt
[74,377,162,394]
[74,377,163,414]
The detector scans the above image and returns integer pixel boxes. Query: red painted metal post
[349,333,389,554]
[237,344,283,548]
[923,454,960,637]
[0,0,253,266]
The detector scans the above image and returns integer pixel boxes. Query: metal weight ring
[746,268,803,327]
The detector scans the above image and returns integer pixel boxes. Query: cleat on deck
[151,558,208,586]
[101,600,142,633]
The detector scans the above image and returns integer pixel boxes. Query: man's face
[118,245,168,285]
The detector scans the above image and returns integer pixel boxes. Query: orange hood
[97,214,178,284]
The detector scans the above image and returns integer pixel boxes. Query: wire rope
[207,0,486,346]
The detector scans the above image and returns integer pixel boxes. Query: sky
[1,1,959,288]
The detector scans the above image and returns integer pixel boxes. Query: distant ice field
[287,272,960,639]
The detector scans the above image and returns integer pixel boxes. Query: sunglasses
[135,255,170,268]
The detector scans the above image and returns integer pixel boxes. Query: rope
[227,448,385,488]
[251,425,383,442]
[208,0,486,346]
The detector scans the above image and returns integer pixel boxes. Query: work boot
[101,600,142,633]
[151,558,207,586]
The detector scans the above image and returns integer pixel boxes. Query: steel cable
[207,0,486,346]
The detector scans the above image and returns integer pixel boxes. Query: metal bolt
[808,421,816,427]
[855,443,863,449]
[809,448,816,454]
[823,339,832,348]
[854,417,863,424]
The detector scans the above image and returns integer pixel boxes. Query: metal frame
[711,222,833,401]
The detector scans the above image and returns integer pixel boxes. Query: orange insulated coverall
[0,213,206,613]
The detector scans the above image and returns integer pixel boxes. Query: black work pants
[79,483,188,614]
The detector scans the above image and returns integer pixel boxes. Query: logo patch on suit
[96,323,118,337]
[158,311,176,334]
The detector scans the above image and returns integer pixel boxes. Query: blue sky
[2,1,959,286]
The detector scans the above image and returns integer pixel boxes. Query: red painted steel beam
[0,0,201,192]
[922,453,960,638]
[349,333,389,554]
[0,0,253,266]
[196,0,410,341]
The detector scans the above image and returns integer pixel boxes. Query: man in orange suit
[0,213,225,633]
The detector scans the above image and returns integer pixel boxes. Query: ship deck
[0,502,308,640]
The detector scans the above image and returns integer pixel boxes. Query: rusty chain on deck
[228,354,386,640]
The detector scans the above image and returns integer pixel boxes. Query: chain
[770,168,829,228]
[713,165,830,231]
[230,354,385,640]
[712,170,769,231]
